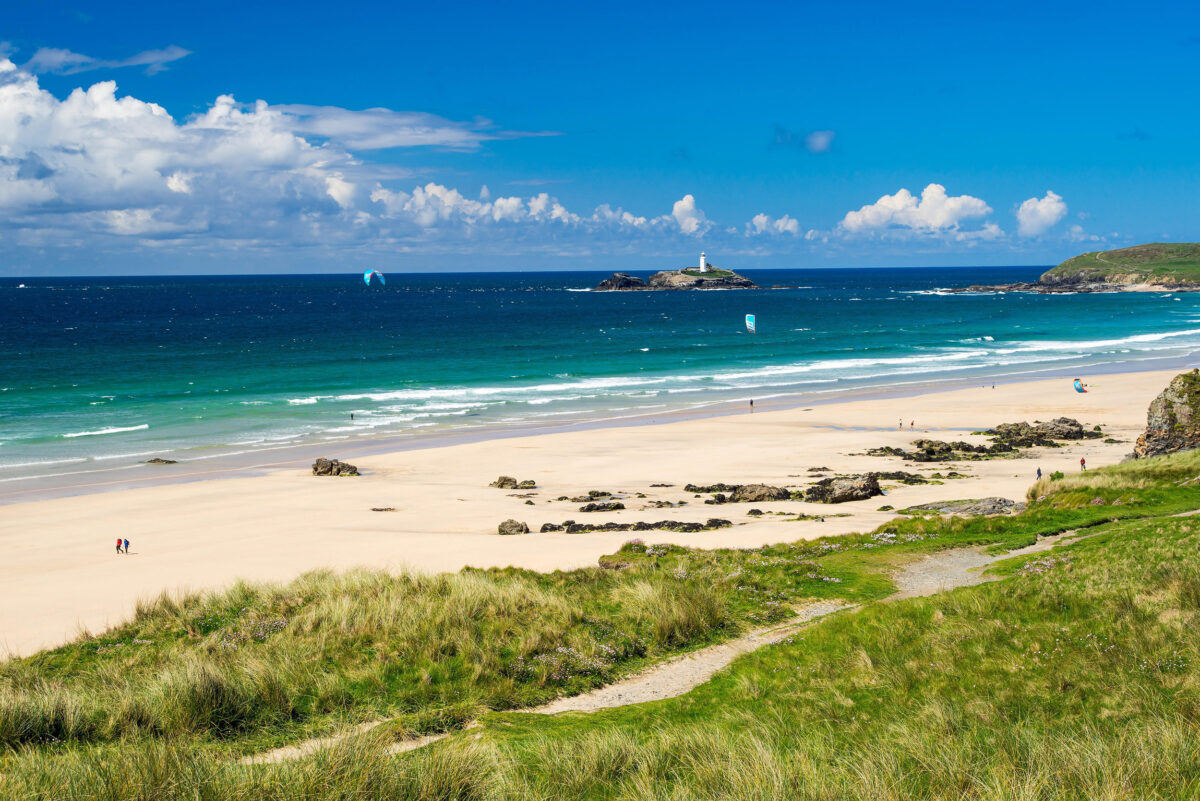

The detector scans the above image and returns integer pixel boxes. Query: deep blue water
[4,266,1200,486]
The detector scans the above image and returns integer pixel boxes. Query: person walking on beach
[749,399,754,413]
[123,538,130,554]
[1080,457,1087,471]
[1036,467,1042,480]
[116,537,123,554]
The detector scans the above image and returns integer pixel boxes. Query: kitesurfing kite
[1073,378,1087,393]
[363,269,386,287]
[745,314,756,334]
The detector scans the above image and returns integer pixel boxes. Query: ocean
[3,266,1199,493]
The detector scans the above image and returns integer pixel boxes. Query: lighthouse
[699,252,708,273]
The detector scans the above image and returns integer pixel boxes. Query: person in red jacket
[1080,457,1087,471]
[116,537,123,554]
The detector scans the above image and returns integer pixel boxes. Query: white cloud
[1016,190,1067,237]
[840,183,993,234]
[272,105,523,151]
[748,212,800,235]
[804,130,835,153]
[1067,224,1102,243]
[670,194,709,235]
[24,45,191,76]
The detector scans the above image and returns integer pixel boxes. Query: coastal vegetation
[4,444,1200,797]
[1043,242,1200,285]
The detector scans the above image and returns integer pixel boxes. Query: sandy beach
[0,368,1170,658]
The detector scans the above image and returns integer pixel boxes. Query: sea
[3,266,1199,497]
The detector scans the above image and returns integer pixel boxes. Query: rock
[497,519,529,535]
[747,508,764,516]
[804,475,882,504]
[684,483,739,493]
[312,458,359,476]
[903,497,1017,516]
[490,476,518,489]
[579,501,625,512]
[517,479,537,489]
[729,483,791,503]
[594,272,648,291]
[1134,370,1200,458]
[646,269,758,290]
[145,457,177,464]
[370,507,396,512]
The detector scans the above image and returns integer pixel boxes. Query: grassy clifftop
[1041,243,1200,286]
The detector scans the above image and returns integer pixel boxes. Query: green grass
[680,267,736,278]
[1041,242,1200,284]
[5,450,1200,798]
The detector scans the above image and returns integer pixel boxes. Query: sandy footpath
[0,369,1172,657]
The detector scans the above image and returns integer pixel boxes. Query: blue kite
[363,269,386,287]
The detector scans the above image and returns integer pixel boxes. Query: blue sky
[3,0,1199,274]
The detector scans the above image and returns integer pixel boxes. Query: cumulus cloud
[840,183,993,234]
[24,44,191,75]
[1016,190,1067,237]
[748,212,800,235]
[670,194,709,235]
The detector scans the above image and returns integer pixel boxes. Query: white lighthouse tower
[698,252,708,273]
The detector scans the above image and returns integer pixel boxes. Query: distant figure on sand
[899,419,903,429]
[1037,467,1042,480]
[749,399,754,413]
[123,538,130,554]
[1080,458,1087,471]
[116,538,123,554]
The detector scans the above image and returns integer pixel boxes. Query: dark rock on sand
[1134,370,1200,458]
[370,507,396,512]
[490,476,519,489]
[313,458,359,476]
[579,501,626,512]
[497,519,530,535]
[542,518,731,534]
[804,475,882,504]
[145,457,177,464]
[517,479,537,489]
[730,483,791,503]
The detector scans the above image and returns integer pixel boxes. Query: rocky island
[595,254,758,291]
[963,243,1200,293]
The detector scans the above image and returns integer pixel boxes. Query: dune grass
[4,450,1200,798]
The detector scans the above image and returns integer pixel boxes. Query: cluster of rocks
[145,457,177,465]
[312,458,359,476]
[1134,370,1200,458]
[869,417,1100,462]
[539,518,732,534]
[557,489,617,502]
[900,497,1020,516]
[490,476,537,489]
[804,475,882,504]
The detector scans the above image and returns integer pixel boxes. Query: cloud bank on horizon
[0,55,1094,272]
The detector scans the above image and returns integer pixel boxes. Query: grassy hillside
[5,452,1200,798]
[1041,243,1200,285]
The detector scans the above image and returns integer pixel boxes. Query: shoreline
[0,366,1177,657]
[1,353,1192,506]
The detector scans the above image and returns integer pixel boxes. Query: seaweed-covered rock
[517,479,537,489]
[579,501,625,512]
[805,475,882,504]
[497,519,530,535]
[490,476,519,489]
[312,458,358,476]
[1134,370,1200,458]
[730,483,791,503]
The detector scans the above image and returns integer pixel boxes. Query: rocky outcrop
[145,457,177,464]
[729,484,791,503]
[312,458,358,476]
[595,273,648,290]
[497,519,530,535]
[594,268,758,291]
[902,497,1019,516]
[868,418,1100,462]
[804,475,882,504]
[490,476,518,489]
[1134,370,1200,458]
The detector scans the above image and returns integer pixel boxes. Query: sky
[2,0,1199,275]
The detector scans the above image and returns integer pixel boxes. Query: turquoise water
[3,267,1199,490]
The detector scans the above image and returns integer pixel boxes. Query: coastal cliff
[965,243,1200,293]
[595,268,758,291]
